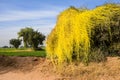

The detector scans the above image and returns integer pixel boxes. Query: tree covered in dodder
[46,4,120,65]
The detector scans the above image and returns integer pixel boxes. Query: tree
[18,27,34,48]
[46,4,120,65]
[18,27,45,50]
[28,31,45,50]
[9,39,21,49]
[2,46,9,48]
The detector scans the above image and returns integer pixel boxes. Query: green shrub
[89,48,107,62]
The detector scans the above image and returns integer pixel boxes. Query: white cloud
[0,4,64,47]
[0,27,20,47]
[0,10,59,22]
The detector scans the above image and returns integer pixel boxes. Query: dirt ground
[0,56,120,80]
[0,56,59,80]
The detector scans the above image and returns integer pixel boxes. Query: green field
[0,48,46,57]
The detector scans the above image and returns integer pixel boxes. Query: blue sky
[0,0,119,47]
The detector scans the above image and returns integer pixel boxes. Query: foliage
[90,4,120,56]
[89,48,107,62]
[9,39,21,49]
[18,27,34,48]
[2,46,9,48]
[18,27,45,50]
[46,4,120,65]
[28,31,45,50]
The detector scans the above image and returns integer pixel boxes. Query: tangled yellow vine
[46,4,120,66]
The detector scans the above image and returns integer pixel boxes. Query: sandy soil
[0,56,120,80]
[0,56,59,80]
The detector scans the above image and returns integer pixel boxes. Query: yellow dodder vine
[46,4,120,65]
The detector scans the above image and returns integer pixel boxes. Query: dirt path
[0,56,59,80]
[0,66,56,80]
[0,56,120,80]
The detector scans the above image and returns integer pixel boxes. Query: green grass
[0,48,17,52]
[0,48,46,57]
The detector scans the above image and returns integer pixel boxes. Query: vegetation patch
[46,4,120,65]
[0,48,46,57]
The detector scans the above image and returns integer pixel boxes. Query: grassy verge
[0,48,46,57]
